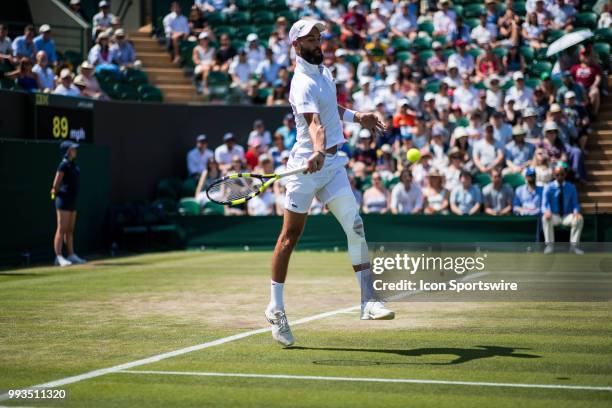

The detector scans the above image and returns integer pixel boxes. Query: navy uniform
[55,141,80,212]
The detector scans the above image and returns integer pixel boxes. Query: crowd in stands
[0,0,142,100]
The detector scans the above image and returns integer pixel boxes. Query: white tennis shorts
[284,149,352,213]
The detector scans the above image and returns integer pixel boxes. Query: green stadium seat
[207,71,231,101]
[231,40,245,50]
[237,25,259,40]
[574,12,597,30]
[464,3,485,18]
[452,5,464,17]
[544,29,564,44]
[257,24,276,39]
[501,79,514,91]
[151,197,177,214]
[468,47,483,58]
[0,77,16,90]
[455,117,469,127]
[124,68,148,86]
[234,0,250,10]
[529,61,552,77]
[474,81,487,90]
[384,176,400,190]
[214,26,238,37]
[138,84,163,102]
[178,198,201,216]
[594,27,612,43]
[269,0,289,12]
[391,36,411,52]
[229,11,251,26]
[63,50,82,68]
[343,53,362,68]
[524,77,541,89]
[492,47,508,58]
[594,42,611,63]
[276,10,298,24]
[512,1,526,15]
[412,36,432,51]
[519,45,534,63]
[110,83,139,101]
[181,178,198,197]
[249,0,268,11]
[418,21,434,36]
[203,201,225,215]
[465,18,479,29]
[395,50,411,62]
[424,80,440,93]
[475,173,491,186]
[502,173,526,189]
[206,11,226,27]
[579,0,596,11]
[252,10,275,25]
[442,49,455,59]
[418,49,434,65]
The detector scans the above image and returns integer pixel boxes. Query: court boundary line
[0,271,488,401]
[118,370,612,392]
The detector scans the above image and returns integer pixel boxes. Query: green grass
[0,251,611,407]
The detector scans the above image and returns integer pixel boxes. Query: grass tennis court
[1,251,611,407]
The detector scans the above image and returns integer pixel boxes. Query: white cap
[512,71,524,80]
[550,103,562,112]
[359,76,373,86]
[115,28,125,37]
[564,90,576,99]
[70,0,80,4]
[348,0,360,9]
[544,121,559,132]
[289,19,325,43]
[432,41,442,49]
[371,1,381,10]
[280,150,290,160]
[453,126,468,138]
[335,48,347,57]
[381,144,392,153]
[246,33,258,42]
[60,68,72,79]
[258,153,271,162]
[39,24,51,33]
[198,32,209,40]
[424,92,435,101]
[447,60,458,69]
[359,128,372,138]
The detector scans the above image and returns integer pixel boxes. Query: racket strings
[207,177,263,203]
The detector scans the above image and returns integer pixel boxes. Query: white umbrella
[546,30,593,57]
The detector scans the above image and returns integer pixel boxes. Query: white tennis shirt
[288,56,345,154]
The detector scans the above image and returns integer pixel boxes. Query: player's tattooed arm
[303,112,326,173]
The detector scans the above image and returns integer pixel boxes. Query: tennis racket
[206,165,308,206]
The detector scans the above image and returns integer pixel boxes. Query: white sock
[268,280,285,311]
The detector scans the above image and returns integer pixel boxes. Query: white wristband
[342,109,357,123]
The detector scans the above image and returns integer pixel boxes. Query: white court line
[0,270,489,401]
[119,370,612,392]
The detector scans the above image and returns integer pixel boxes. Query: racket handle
[280,165,309,177]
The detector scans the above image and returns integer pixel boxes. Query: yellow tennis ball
[406,148,421,163]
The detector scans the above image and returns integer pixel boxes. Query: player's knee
[352,214,365,239]
[278,226,302,250]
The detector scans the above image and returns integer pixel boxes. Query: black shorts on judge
[55,195,76,212]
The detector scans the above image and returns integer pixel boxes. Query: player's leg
[66,211,86,264]
[54,209,71,266]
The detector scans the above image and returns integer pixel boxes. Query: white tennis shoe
[67,254,87,264]
[361,301,395,320]
[265,309,294,347]
[55,255,72,267]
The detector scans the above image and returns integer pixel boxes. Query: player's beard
[300,46,323,65]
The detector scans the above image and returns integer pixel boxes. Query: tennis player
[265,18,394,347]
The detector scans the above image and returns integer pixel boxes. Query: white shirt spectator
[470,23,498,46]
[526,0,553,13]
[92,11,115,36]
[391,182,423,214]
[270,37,291,67]
[53,84,80,97]
[187,147,214,175]
[214,143,245,165]
[506,85,533,111]
[0,36,12,55]
[444,166,461,192]
[486,88,504,110]
[289,56,345,152]
[248,130,272,146]
[228,57,252,85]
[32,64,55,90]
[352,89,377,112]
[447,53,474,74]
[246,44,266,71]
[473,138,503,168]
[88,44,117,65]
[247,190,275,215]
[433,10,457,34]
[389,12,417,34]
[453,85,479,113]
[163,11,189,37]
[334,61,351,83]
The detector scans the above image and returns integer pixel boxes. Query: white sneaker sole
[361,310,395,320]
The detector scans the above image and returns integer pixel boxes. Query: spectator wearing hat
[506,73,533,113]
[562,91,590,151]
[390,167,423,214]
[453,73,478,113]
[228,48,252,90]
[513,167,543,215]
[549,0,576,30]
[389,1,417,39]
[521,12,544,49]
[541,164,583,254]
[433,0,456,36]
[92,1,115,39]
[12,25,36,61]
[444,145,464,192]
[531,147,553,187]
[76,61,107,100]
[110,29,136,67]
[245,33,265,72]
[32,51,55,92]
[448,39,474,75]
[319,0,346,24]
[471,11,497,47]
[555,71,586,106]
[53,69,80,96]
[72,75,89,97]
[570,50,602,115]
[51,141,86,267]
[300,0,325,19]
[275,113,297,149]
[215,133,245,171]
[450,171,482,215]
[333,49,353,83]
[69,0,87,20]
[363,171,390,214]
[88,32,117,66]
[163,1,190,64]
[539,121,568,165]
[367,1,388,37]
[351,129,377,172]
[192,32,215,89]
[522,107,543,143]
[473,123,504,174]
[33,25,57,65]
[377,143,397,175]
[342,1,368,49]
[423,168,449,214]
[504,125,535,174]
[187,134,214,178]
[548,103,577,145]
[10,57,40,92]
[483,168,513,216]
[352,77,377,112]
